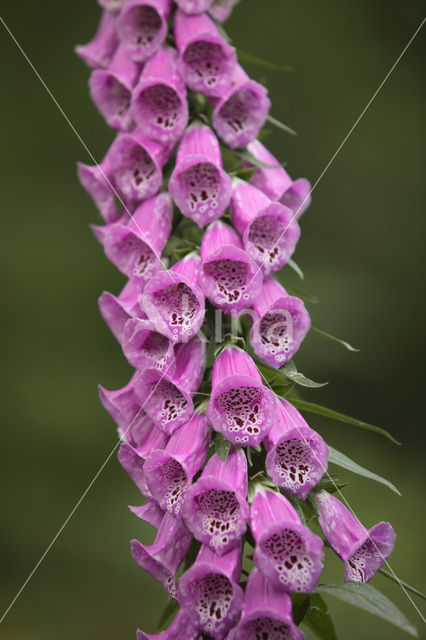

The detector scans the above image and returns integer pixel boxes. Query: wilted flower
[265,398,328,500]
[315,490,396,583]
[182,448,249,553]
[250,487,324,593]
[168,123,232,227]
[250,277,311,367]
[178,544,244,639]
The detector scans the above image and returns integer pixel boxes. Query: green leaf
[328,446,401,495]
[287,258,304,280]
[292,594,310,625]
[379,569,426,601]
[287,398,401,445]
[215,432,231,462]
[157,598,179,632]
[236,148,285,169]
[304,594,337,640]
[315,474,348,495]
[272,382,297,398]
[276,281,319,304]
[280,361,328,389]
[267,114,297,136]
[311,326,359,352]
[316,583,418,637]
[237,48,293,72]
[230,166,258,181]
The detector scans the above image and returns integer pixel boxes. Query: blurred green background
[1,1,425,638]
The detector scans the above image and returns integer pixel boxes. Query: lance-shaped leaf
[303,593,337,640]
[237,49,293,72]
[328,446,401,495]
[311,326,359,352]
[280,361,328,388]
[277,282,319,304]
[287,398,401,445]
[287,258,304,280]
[379,569,426,601]
[267,114,297,136]
[316,583,418,637]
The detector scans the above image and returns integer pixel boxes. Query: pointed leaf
[280,361,328,388]
[237,49,293,72]
[287,258,304,280]
[379,569,426,601]
[276,279,319,304]
[215,432,231,463]
[292,594,310,625]
[267,114,297,136]
[311,326,359,352]
[287,398,401,445]
[230,166,258,181]
[316,583,418,637]
[236,148,285,169]
[328,446,401,495]
[304,594,337,640]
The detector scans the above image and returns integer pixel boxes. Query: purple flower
[98,279,144,342]
[142,253,205,343]
[92,192,173,288]
[208,0,240,22]
[131,47,189,144]
[144,413,211,515]
[229,568,305,640]
[250,277,311,367]
[177,544,244,639]
[134,336,206,434]
[198,221,263,313]
[89,44,141,132]
[207,346,276,447]
[137,610,199,640]
[168,124,232,227]
[265,399,328,500]
[129,500,164,528]
[315,490,396,583]
[75,10,119,70]
[109,128,171,204]
[174,11,237,97]
[230,179,301,275]
[131,512,192,596]
[250,488,324,593]
[77,150,120,223]
[181,448,249,554]
[117,0,172,63]
[122,317,176,372]
[212,65,270,149]
[247,139,311,218]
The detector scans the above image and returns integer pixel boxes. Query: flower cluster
[77,1,396,638]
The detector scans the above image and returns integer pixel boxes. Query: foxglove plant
[77,1,417,637]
